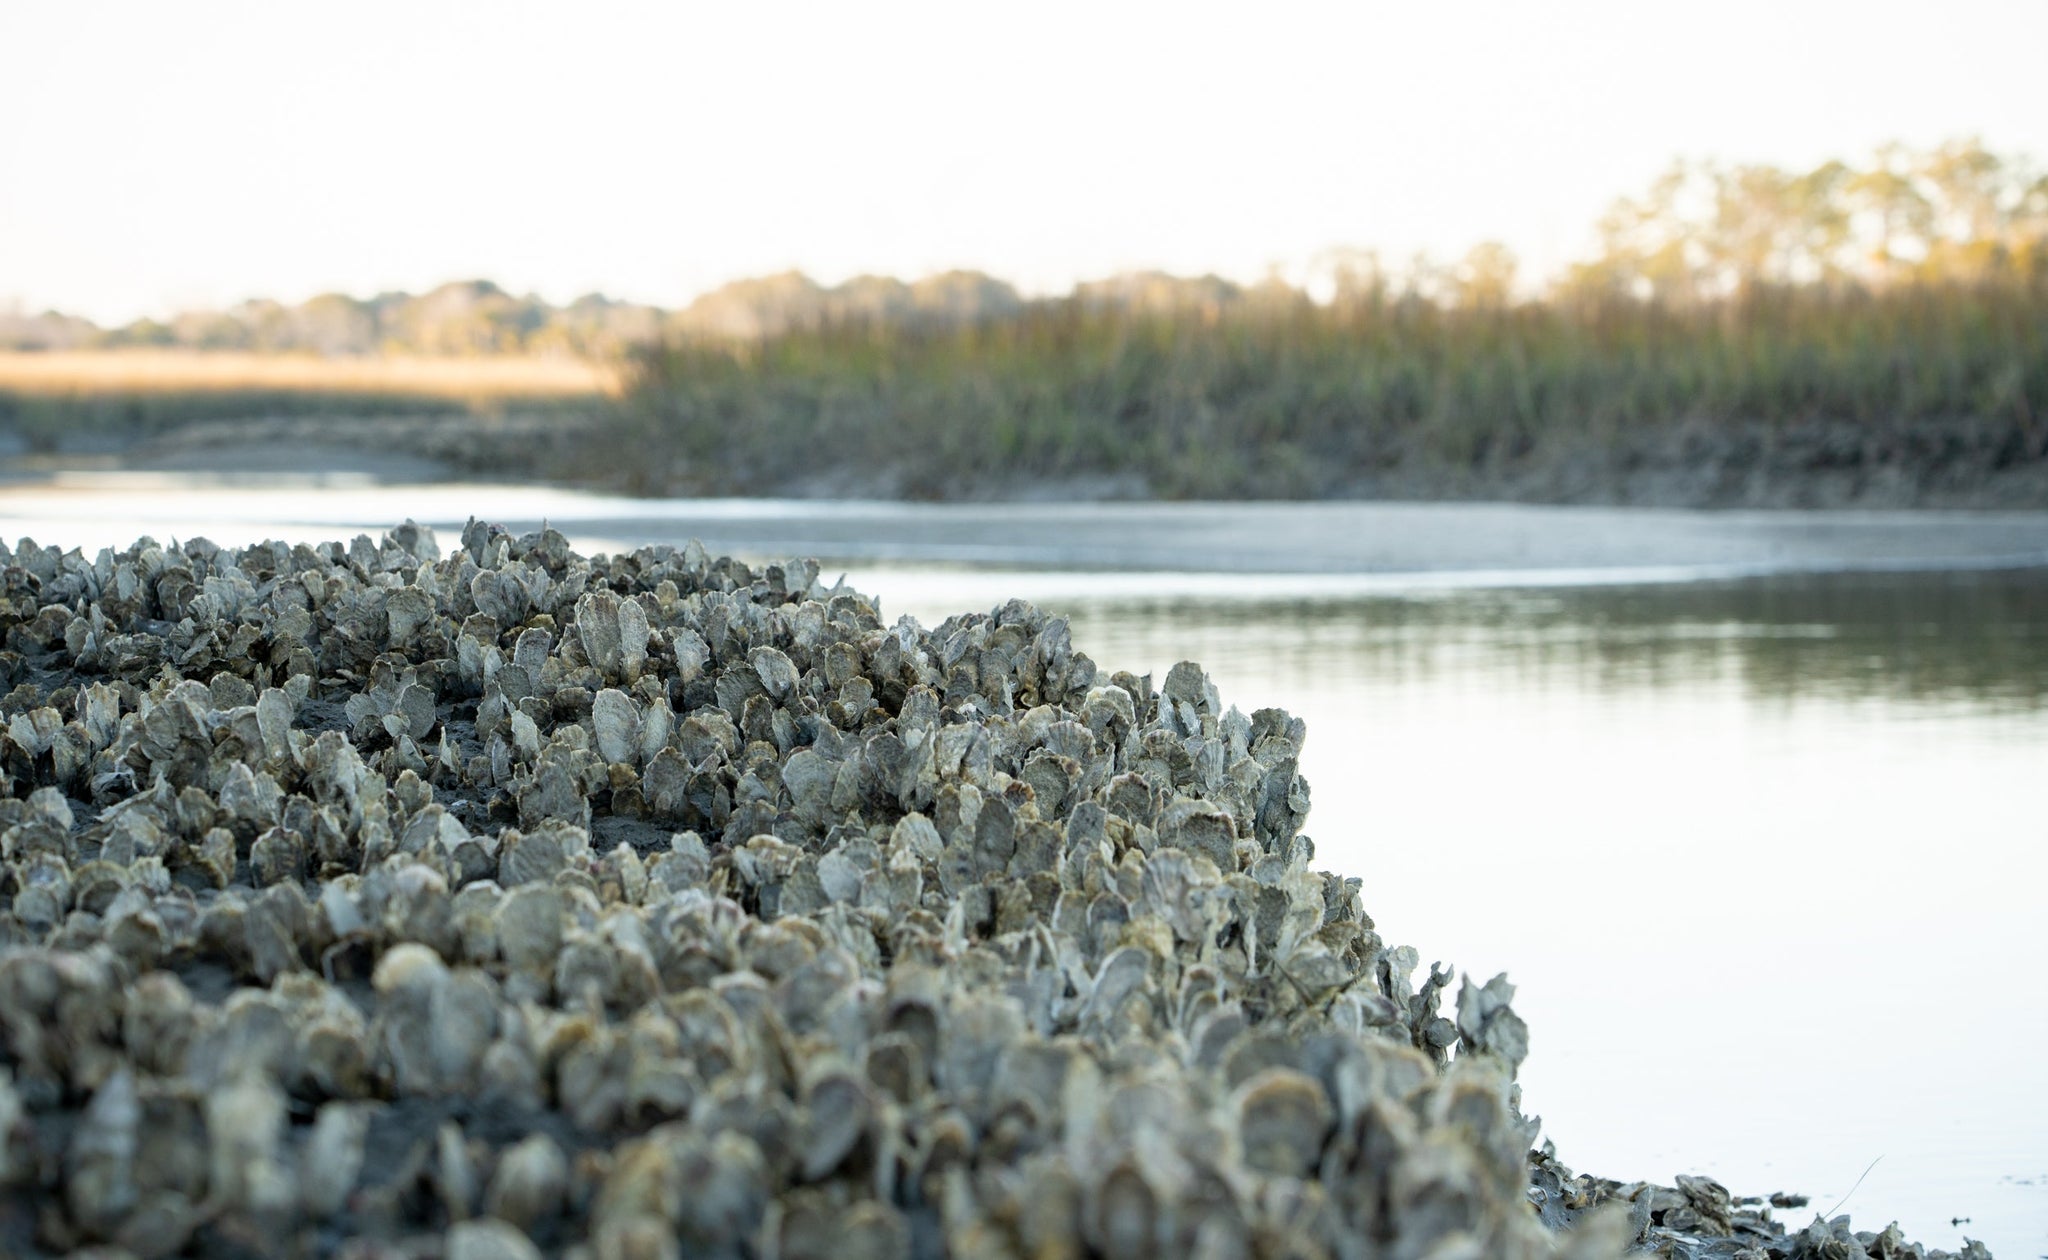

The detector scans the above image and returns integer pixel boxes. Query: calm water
[3,480,2044,1255]
[875,568,2048,1257]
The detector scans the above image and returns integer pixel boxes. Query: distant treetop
[3,139,2040,356]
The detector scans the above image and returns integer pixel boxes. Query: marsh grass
[9,141,2042,502]
[604,275,2048,500]
[603,140,2048,501]
[0,351,616,396]
[0,351,614,453]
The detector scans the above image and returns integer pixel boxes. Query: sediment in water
[0,522,1989,1258]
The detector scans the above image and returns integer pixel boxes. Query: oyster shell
[0,524,1924,1260]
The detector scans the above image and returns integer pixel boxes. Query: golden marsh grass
[0,350,617,398]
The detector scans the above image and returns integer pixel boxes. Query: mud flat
[0,523,1992,1258]
[434,499,2048,579]
[7,478,2048,589]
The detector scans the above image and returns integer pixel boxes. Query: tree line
[7,139,2043,358]
[5,139,2043,507]
[595,140,2046,504]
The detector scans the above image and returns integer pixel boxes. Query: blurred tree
[1315,247,1389,313]
[1453,241,1518,309]
[1921,138,2004,241]
[1562,140,2042,300]
[1787,160,1854,281]
[1578,162,1702,301]
[168,309,247,350]
[1710,163,1800,289]
[1917,138,2012,278]
[22,139,2044,370]
[1846,145,1934,278]
[292,293,376,355]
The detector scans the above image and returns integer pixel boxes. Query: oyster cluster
[0,523,1985,1259]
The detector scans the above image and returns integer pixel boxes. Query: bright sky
[3,0,2045,325]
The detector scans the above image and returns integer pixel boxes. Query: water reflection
[889,566,2048,1257]
[893,567,2048,713]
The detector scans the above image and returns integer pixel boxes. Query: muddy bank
[0,522,1991,1257]
[792,416,2048,513]
[6,410,2046,512]
[0,412,584,486]
[581,412,2048,511]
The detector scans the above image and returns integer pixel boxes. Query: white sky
[3,0,2045,325]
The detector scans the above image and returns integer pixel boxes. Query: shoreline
[7,405,2048,517]
[4,466,2047,585]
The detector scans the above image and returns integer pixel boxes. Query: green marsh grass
[606,273,2048,500]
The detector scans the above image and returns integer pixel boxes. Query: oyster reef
[0,523,1987,1259]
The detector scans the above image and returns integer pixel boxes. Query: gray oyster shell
[0,524,1938,1260]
